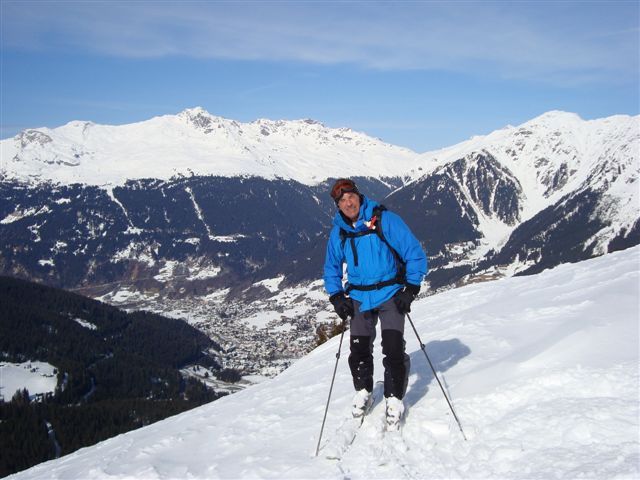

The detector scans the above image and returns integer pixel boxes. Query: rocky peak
[17,130,53,149]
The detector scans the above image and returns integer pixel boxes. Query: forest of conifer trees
[0,276,235,477]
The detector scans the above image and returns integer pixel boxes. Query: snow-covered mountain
[413,111,638,218]
[2,110,636,247]
[8,247,639,480]
[2,109,637,256]
[1,109,638,376]
[380,111,639,287]
[0,107,421,186]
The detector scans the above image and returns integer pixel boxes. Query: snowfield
[8,247,640,479]
[0,362,58,401]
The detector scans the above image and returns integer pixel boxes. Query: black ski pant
[348,298,410,399]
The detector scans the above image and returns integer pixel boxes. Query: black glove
[393,284,420,314]
[329,292,354,321]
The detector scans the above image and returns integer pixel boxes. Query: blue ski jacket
[323,196,428,312]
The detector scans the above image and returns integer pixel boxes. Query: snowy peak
[16,130,53,148]
[176,107,392,150]
[3,109,636,194]
[1,108,420,186]
[415,111,639,218]
[177,107,229,132]
[524,109,584,127]
[389,112,639,277]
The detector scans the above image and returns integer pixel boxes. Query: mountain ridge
[3,108,637,191]
[1,107,421,186]
[1,108,638,293]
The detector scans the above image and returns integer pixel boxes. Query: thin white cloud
[2,1,638,86]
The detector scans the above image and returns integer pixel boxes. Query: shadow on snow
[404,338,471,410]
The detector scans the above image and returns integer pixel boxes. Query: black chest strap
[339,228,377,266]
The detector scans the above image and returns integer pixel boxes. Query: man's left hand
[394,284,421,314]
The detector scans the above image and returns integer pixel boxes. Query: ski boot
[351,388,373,418]
[385,396,405,431]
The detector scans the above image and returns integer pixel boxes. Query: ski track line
[336,394,428,479]
[375,413,424,479]
[322,382,384,462]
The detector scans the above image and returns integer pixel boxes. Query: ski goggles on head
[330,179,359,203]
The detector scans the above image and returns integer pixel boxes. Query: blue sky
[1,1,638,152]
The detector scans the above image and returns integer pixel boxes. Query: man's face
[338,192,361,222]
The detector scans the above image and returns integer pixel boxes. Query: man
[323,178,427,430]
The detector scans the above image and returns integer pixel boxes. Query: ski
[323,381,383,460]
[376,398,410,467]
[376,428,408,467]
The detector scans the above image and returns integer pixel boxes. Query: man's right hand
[329,292,354,320]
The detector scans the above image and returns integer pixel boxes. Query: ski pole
[314,317,347,457]
[407,313,468,441]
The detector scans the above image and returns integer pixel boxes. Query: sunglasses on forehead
[330,179,359,202]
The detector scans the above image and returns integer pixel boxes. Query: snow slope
[9,247,639,479]
[0,362,57,401]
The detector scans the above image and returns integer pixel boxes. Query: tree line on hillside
[0,276,236,477]
[0,381,216,477]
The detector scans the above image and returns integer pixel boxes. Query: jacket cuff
[329,291,345,301]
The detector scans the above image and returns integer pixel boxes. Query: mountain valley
[1,108,638,378]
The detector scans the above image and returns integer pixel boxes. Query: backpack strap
[372,206,407,281]
[340,228,377,266]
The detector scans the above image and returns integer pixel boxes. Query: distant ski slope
[9,246,639,479]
